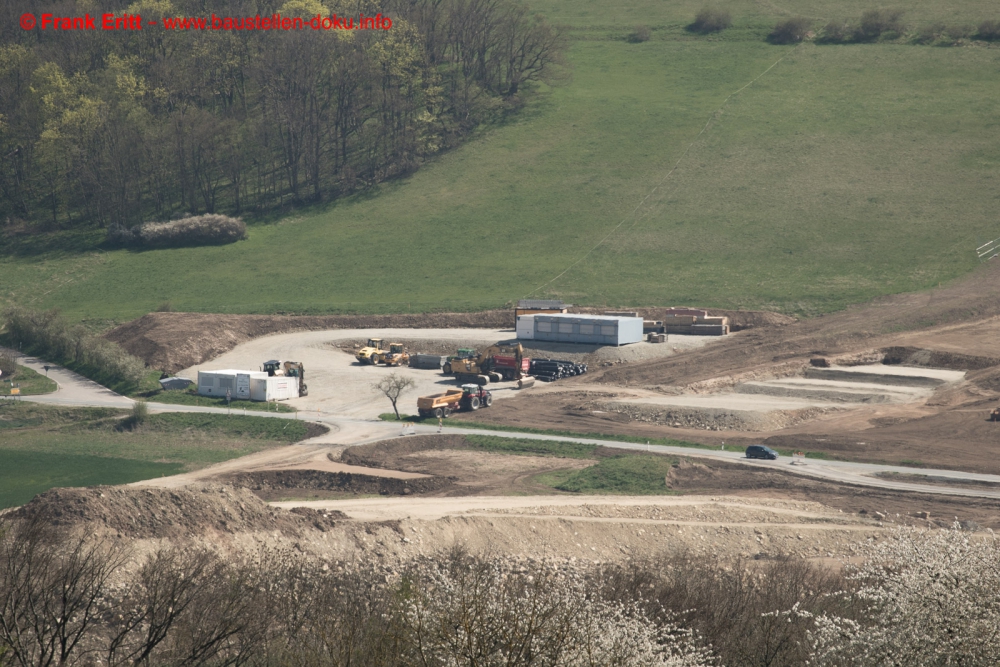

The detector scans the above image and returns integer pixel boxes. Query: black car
[745,445,779,460]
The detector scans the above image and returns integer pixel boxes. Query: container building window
[601,326,616,335]
[558,323,574,333]
[537,321,552,332]
[579,324,594,334]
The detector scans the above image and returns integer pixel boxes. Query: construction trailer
[514,299,570,321]
[197,369,299,401]
[526,314,644,346]
[250,375,299,401]
[516,315,535,340]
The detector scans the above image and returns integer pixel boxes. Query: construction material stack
[663,308,729,336]
[514,299,570,321]
[529,359,588,382]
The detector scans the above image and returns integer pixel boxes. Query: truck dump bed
[417,389,464,410]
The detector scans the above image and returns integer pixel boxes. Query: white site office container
[516,315,536,340]
[532,314,644,346]
[250,376,299,401]
[197,370,267,399]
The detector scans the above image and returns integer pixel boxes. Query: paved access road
[7,351,1000,501]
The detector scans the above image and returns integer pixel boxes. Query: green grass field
[453,434,680,494]
[4,0,1000,321]
[537,455,680,495]
[0,450,181,510]
[144,390,297,412]
[0,403,312,508]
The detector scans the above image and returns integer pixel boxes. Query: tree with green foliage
[0,0,565,230]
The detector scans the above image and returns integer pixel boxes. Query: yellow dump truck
[417,385,493,418]
[417,388,464,418]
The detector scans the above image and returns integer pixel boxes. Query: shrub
[627,24,651,43]
[105,224,137,247]
[402,552,717,666]
[854,8,905,41]
[105,214,247,249]
[0,353,16,381]
[914,22,947,44]
[768,17,812,44]
[138,214,247,248]
[976,19,1000,40]
[801,526,1000,666]
[1,306,146,390]
[817,19,851,43]
[121,400,149,430]
[689,6,732,34]
[913,21,970,45]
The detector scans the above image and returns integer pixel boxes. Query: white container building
[197,369,298,401]
[526,314,644,346]
[516,315,535,340]
[251,375,299,401]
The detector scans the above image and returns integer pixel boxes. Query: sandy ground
[177,328,722,419]
[265,494,890,563]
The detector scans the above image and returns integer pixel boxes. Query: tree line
[0,0,565,231]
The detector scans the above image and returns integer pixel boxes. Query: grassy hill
[4,0,1000,321]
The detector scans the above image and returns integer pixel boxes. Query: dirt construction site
[12,261,1000,566]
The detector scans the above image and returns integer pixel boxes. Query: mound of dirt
[880,346,1000,371]
[11,485,320,538]
[106,311,513,372]
[599,401,832,432]
[339,435,469,468]
[226,469,455,501]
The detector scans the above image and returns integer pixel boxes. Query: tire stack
[529,359,588,382]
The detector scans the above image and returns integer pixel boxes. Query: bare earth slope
[106,310,513,373]
[593,260,1000,389]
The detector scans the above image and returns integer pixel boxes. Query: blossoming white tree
[802,526,1000,666]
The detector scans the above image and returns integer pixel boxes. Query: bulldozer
[262,360,308,397]
[446,342,529,385]
[379,343,410,367]
[356,338,387,365]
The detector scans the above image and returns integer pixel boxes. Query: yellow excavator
[356,338,387,365]
[446,342,529,385]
